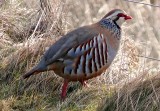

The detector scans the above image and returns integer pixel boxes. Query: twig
[29,11,44,39]
[124,0,160,8]
[136,55,160,62]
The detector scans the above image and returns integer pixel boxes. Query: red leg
[61,79,69,100]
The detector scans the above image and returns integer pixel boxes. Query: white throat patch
[116,17,126,27]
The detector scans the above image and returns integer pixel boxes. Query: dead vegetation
[0,0,160,111]
[98,72,160,111]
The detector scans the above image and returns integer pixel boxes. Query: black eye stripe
[114,16,120,21]
[112,16,121,29]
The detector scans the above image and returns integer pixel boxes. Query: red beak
[125,15,132,20]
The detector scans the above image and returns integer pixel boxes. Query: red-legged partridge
[23,9,132,99]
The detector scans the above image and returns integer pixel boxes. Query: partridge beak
[125,15,132,20]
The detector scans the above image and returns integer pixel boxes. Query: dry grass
[98,72,160,111]
[0,0,160,111]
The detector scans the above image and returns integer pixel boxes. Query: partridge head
[23,9,132,99]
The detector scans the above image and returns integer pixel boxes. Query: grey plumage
[22,9,132,99]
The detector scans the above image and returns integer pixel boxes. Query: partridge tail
[23,67,40,79]
[23,58,48,79]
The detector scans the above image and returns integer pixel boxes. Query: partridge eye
[117,13,126,17]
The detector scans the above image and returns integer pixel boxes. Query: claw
[79,81,89,87]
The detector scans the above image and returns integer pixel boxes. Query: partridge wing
[61,34,108,76]
[45,25,98,65]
